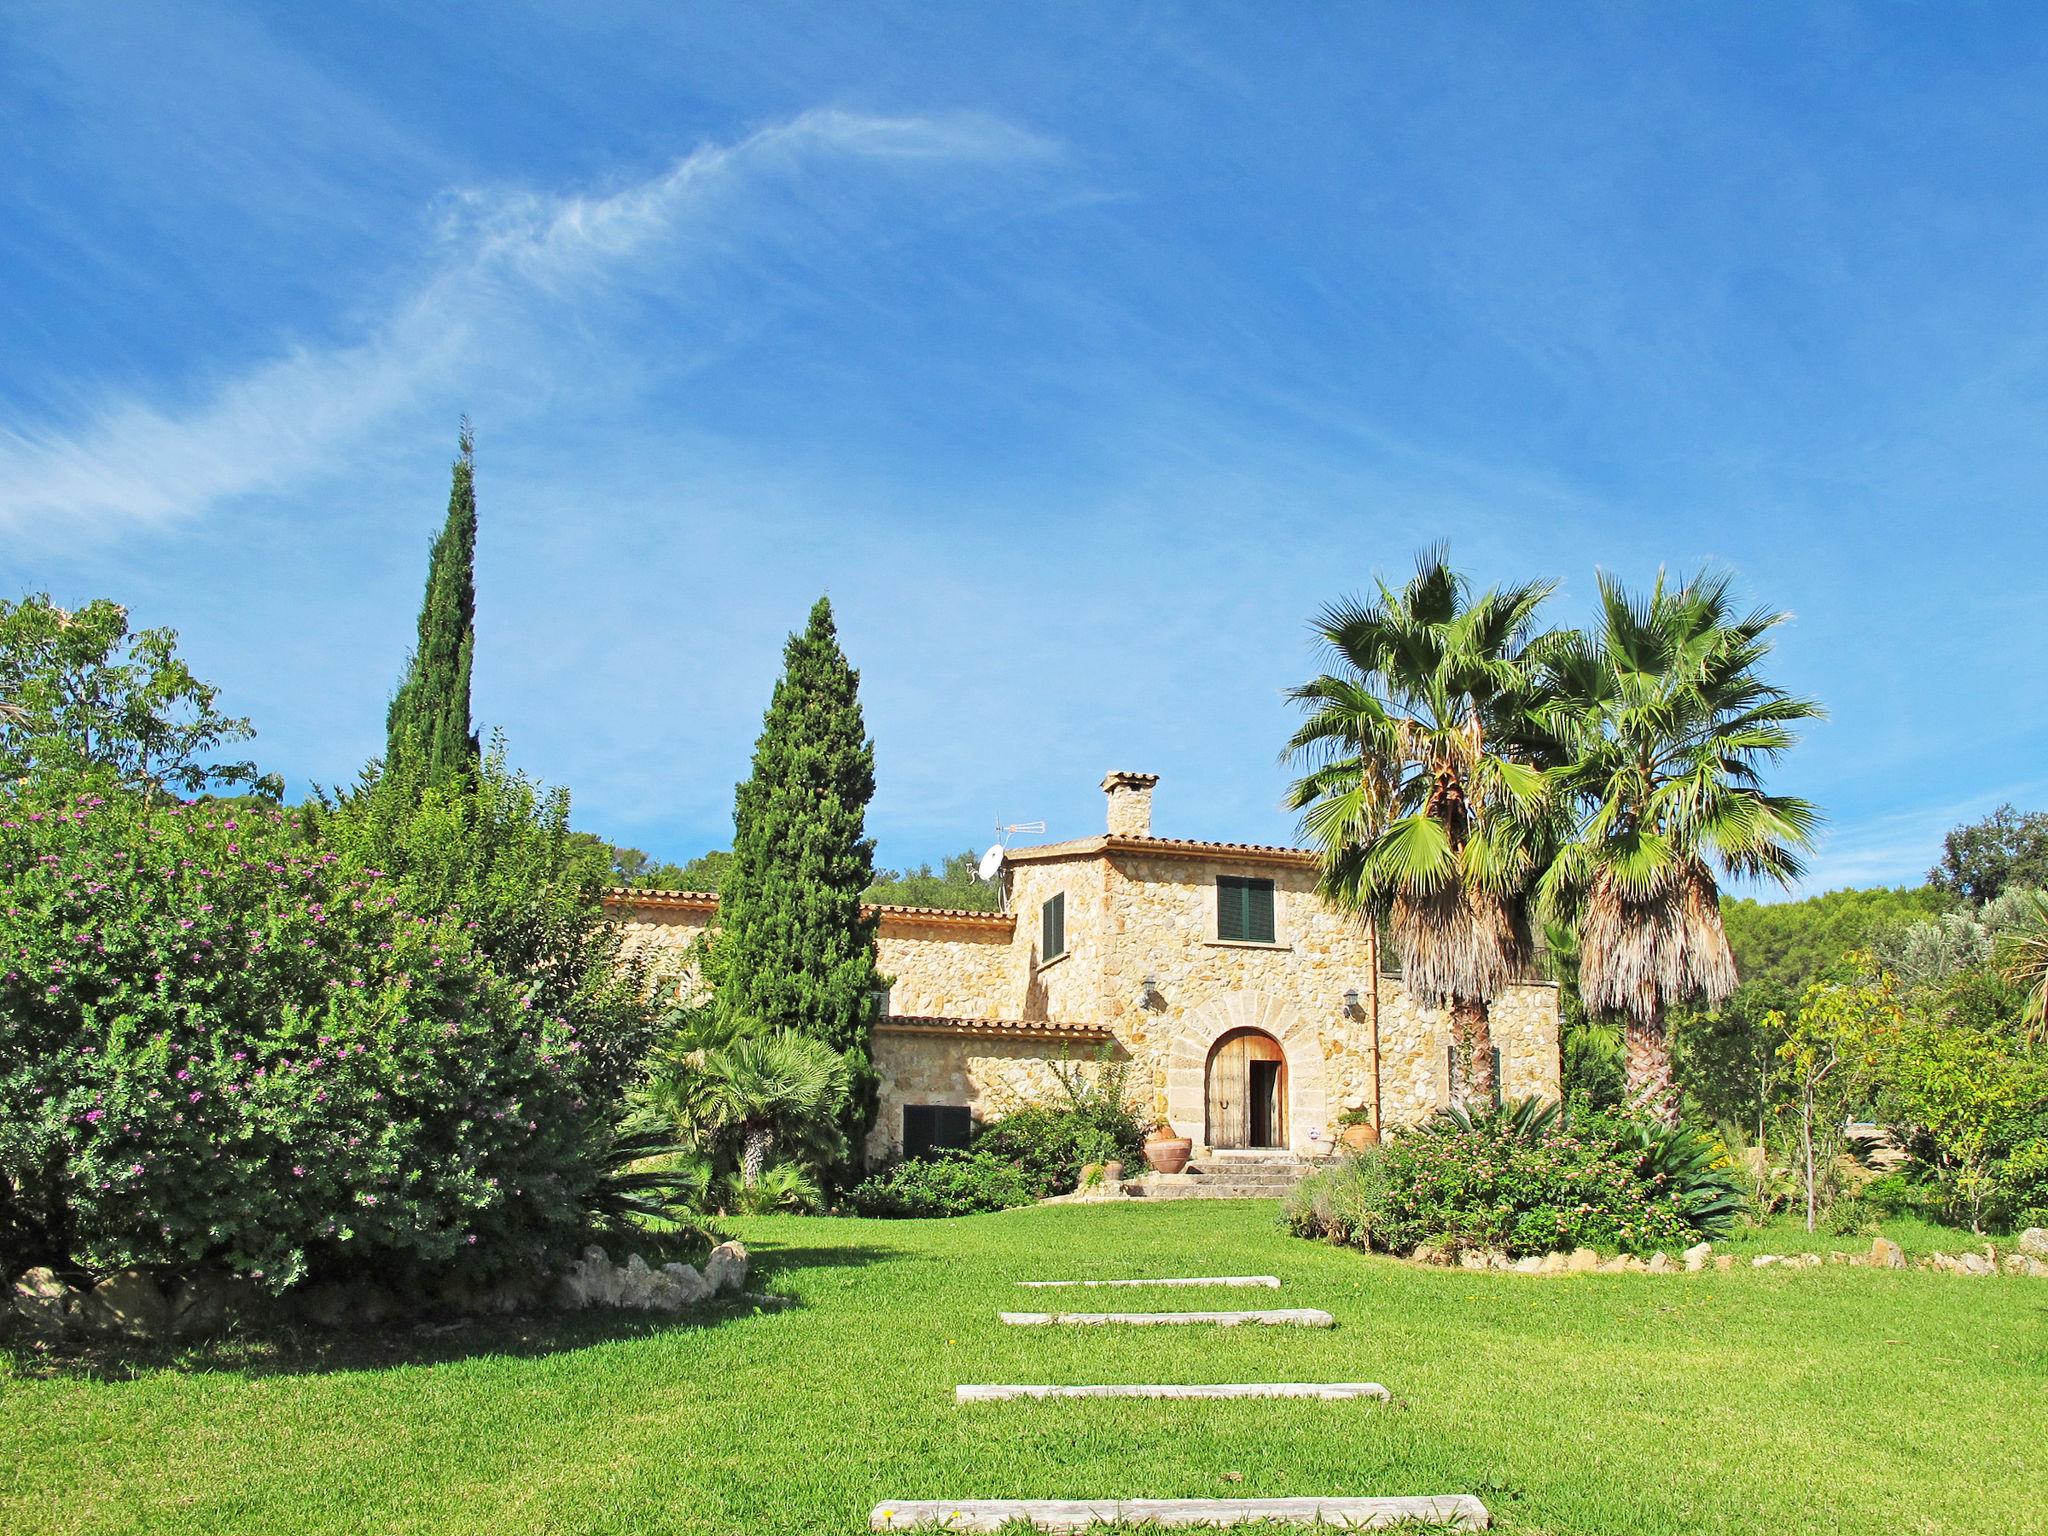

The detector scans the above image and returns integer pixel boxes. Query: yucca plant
[1419,1096,1563,1140]
[586,1125,717,1244]
[1611,1119,1747,1236]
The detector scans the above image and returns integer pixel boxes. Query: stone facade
[605,772,1560,1164]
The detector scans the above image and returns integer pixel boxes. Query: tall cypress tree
[713,596,882,1093]
[385,422,480,783]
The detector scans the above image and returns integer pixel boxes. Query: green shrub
[0,785,621,1290]
[1287,1099,1745,1258]
[845,1151,1034,1218]
[968,1055,1146,1199]
[1284,1148,1392,1248]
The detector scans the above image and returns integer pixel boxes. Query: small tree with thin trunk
[1538,570,1822,1125]
[1286,549,1557,1107]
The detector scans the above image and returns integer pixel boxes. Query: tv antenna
[978,819,1045,911]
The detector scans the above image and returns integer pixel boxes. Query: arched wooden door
[1205,1028,1288,1149]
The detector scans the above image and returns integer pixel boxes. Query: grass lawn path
[4,1201,2044,1534]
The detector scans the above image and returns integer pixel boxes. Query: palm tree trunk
[1450,996,1496,1110]
[1623,1007,1679,1127]
[740,1127,771,1189]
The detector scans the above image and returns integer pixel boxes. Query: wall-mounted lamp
[1342,987,1362,1015]
[1135,973,1160,1010]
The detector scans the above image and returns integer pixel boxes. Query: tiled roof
[1003,835,1319,869]
[601,888,1014,929]
[877,1015,1114,1042]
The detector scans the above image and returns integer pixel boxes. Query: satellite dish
[977,844,1006,881]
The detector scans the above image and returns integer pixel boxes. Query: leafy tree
[709,597,882,1155]
[0,594,277,801]
[1287,550,1556,1105]
[1930,803,2048,904]
[1538,570,1822,1124]
[1875,977,2047,1232]
[676,849,734,891]
[0,784,614,1287]
[1769,979,1889,1231]
[384,424,479,784]
[316,741,656,1110]
[866,850,1001,911]
[1719,886,1946,995]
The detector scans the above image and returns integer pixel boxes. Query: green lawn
[4,1201,2044,1535]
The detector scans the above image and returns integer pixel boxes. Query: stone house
[607,771,1559,1167]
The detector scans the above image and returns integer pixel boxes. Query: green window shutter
[1218,877,1275,943]
[1217,877,1245,941]
[1246,879,1275,944]
[1042,893,1065,959]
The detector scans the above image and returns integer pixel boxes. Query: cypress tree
[385,422,480,783]
[713,597,882,1140]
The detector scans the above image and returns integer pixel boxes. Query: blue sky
[4,2,2046,893]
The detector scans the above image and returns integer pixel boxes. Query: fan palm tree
[642,1023,851,1188]
[1537,570,1822,1124]
[1285,549,1558,1107]
[1993,889,2048,1044]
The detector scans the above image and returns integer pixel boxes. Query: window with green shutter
[1216,876,1276,943]
[903,1104,972,1159]
[1041,892,1067,961]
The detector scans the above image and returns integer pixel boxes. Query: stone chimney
[1101,771,1159,838]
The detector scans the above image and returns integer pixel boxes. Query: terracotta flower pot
[1339,1123,1380,1152]
[1143,1135,1193,1175]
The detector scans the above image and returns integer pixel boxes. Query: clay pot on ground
[1339,1123,1380,1152]
[1142,1132,1193,1175]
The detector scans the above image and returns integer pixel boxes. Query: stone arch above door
[1164,991,1329,1156]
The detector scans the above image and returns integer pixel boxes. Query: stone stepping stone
[998,1308,1334,1328]
[1016,1275,1281,1289]
[870,1494,1488,1530]
[956,1382,1389,1403]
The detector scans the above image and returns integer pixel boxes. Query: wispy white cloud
[0,109,1055,539]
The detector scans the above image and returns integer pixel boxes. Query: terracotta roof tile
[1003,835,1318,868]
[877,1015,1114,1042]
[601,888,1013,928]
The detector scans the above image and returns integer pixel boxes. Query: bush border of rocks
[7,1239,755,1344]
[1403,1228,2048,1278]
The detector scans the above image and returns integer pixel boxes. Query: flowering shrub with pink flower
[0,785,614,1290]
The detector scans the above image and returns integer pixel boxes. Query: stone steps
[870,1495,1489,1530]
[1015,1275,1281,1290]
[999,1308,1335,1328]
[1115,1152,1318,1201]
[956,1382,1389,1403]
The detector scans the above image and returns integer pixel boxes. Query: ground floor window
[902,1103,972,1159]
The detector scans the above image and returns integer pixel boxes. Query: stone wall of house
[1003,853,1109,1023]
[875,924,1016,1019]
[1373,975,1561,1127]
[605,856,1562,1162]
[614,901,714,1004]
[867,1029,1128,1163]
[1084,851,1378,1148]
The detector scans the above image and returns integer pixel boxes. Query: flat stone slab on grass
[956,1382,1389,1403]
[1015,1275,1281,1289]
[870,1495,1488,1530]
[998,1308,1334,1328]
